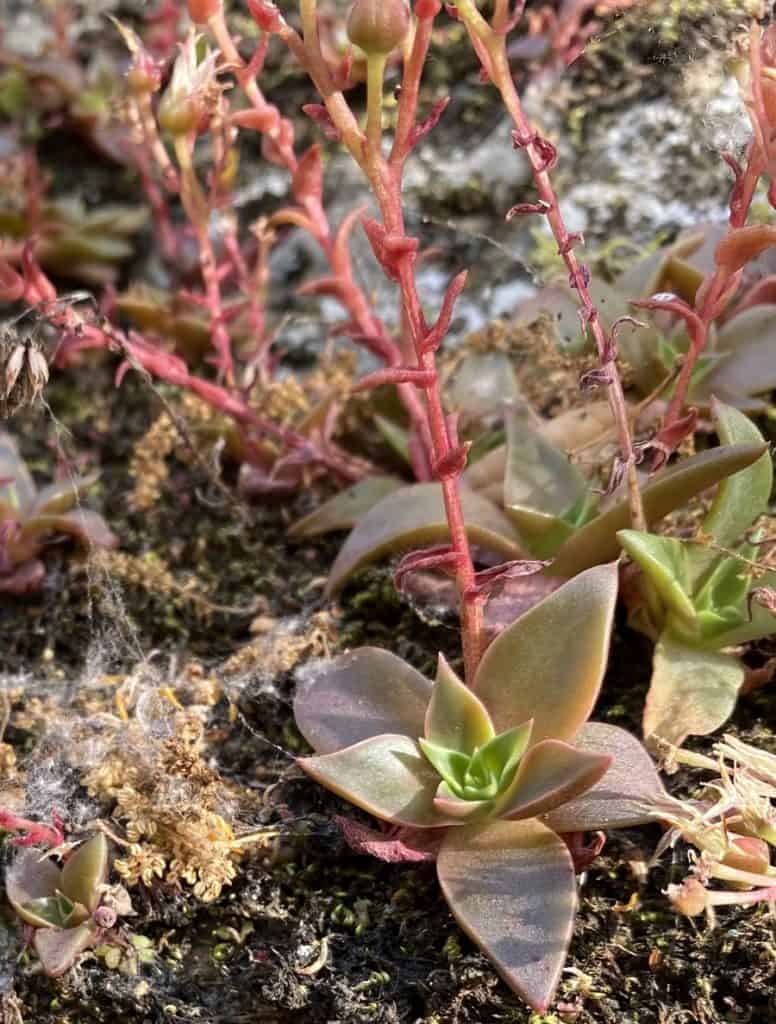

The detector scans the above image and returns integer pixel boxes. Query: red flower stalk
[454,0,646,529]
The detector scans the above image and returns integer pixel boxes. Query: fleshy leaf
[437,818,577,1012]
[701,400,772,548]
[294,647,432,754]
[548,443,766,579]
[60,833,109,912]
[374,415,411,465]
[18,510,117,551]
[287,476,402,539]
[503,406,589,556]
[34,922,96,977]
[18,896,71,929]
[705,306,776,402]
[472,722,533,792]
[417,739,470,792]
[31,474,99,518]
[617,530,696,628]
[299,734,457,828]
[713,569,776,646]
[0,432,35,514]
[643,633,744,745]
[424,654,494,754]
[325,483,521,596]
[449,351,521,421]
[474,564,617,742]
[495,738,611,821]
[433,781,493,820]
[6,849,62,928]
[541,723,666,832]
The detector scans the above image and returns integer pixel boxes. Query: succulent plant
[514,224,776,411]
[0,432,117,593]
[618,401,775,746]
[294,565,666,1011]
[288,405,764,598]
[6,833,132,976]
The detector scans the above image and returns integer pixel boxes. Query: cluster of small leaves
[619,401,774,745]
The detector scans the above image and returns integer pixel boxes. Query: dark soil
[1,2,774,1022]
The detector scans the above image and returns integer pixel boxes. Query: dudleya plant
[289,403,765,596]
[294,565,665,1011]
[0,431,116,593]
[618,400,775,746]
[7,833,132,976]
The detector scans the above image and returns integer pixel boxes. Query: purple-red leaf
[294,647,431,755]
[495,738,611,821]
[437,818,576,1012]
[541,723,666,832]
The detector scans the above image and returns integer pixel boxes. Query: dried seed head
[0,329,49,418]
[346,0,409,55]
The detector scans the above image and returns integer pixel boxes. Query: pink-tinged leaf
[483,574,564,641]
[495,739,611,821]
[548,443,767,579]
[643,634,743,746]
[437,818,577,1012]
[34,923,96,977]
[287,477,402,539]
[336,816,444,862]
[541,723,666,832]
[706,305,776,402]
[299,734,457,828]
[294,647,431,754]
[292,144,323,206]
[433,782,493,821]
[0,560,46,594]
[0,433,35,514]
[715,224,776,275]
[18,509,117,551]
[325,483,521,596]
[425,655,494,754]
[60,834,109,912]
[6,849,62,928]
[474,565,617,742]
[30,474,99,517]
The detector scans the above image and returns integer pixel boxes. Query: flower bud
[723,834,771,882]
[667,878,708,917]
[187,0,222,23]
[346,0,409,55]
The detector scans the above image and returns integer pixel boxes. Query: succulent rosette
[295,564,666,1010]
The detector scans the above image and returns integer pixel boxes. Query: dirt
[1,1,775,1023]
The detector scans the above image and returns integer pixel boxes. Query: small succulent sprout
[6,834,132,976]
[295,565,666,1010]
[618,401,775,745]
[346,0,410,55]
[0,431,117,593]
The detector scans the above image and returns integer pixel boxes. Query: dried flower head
[158,30,223,136]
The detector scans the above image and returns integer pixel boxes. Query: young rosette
[294,564,665,1011]
[6,833,132,976]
